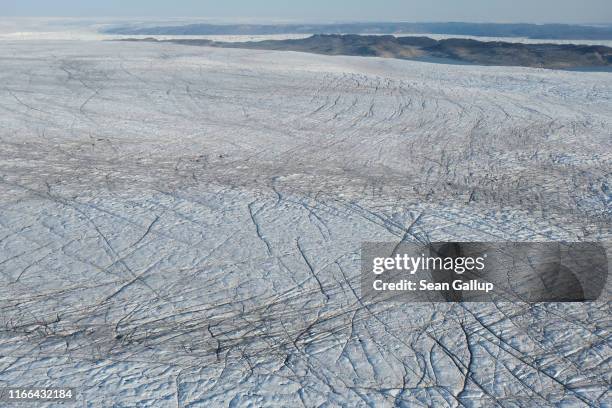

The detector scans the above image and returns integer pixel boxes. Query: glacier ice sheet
[0,40,610,407]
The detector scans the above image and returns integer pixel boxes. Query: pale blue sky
[1,0,611,24]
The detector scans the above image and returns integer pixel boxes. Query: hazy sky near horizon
[1,0,611,24]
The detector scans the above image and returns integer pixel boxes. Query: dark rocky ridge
[121,34,612,69]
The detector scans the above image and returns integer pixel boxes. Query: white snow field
[0,40,610,407]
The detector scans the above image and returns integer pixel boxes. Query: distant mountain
[105,22,612,40]
[120,34,612,69]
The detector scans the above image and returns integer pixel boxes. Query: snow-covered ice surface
[0,40,610,407]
